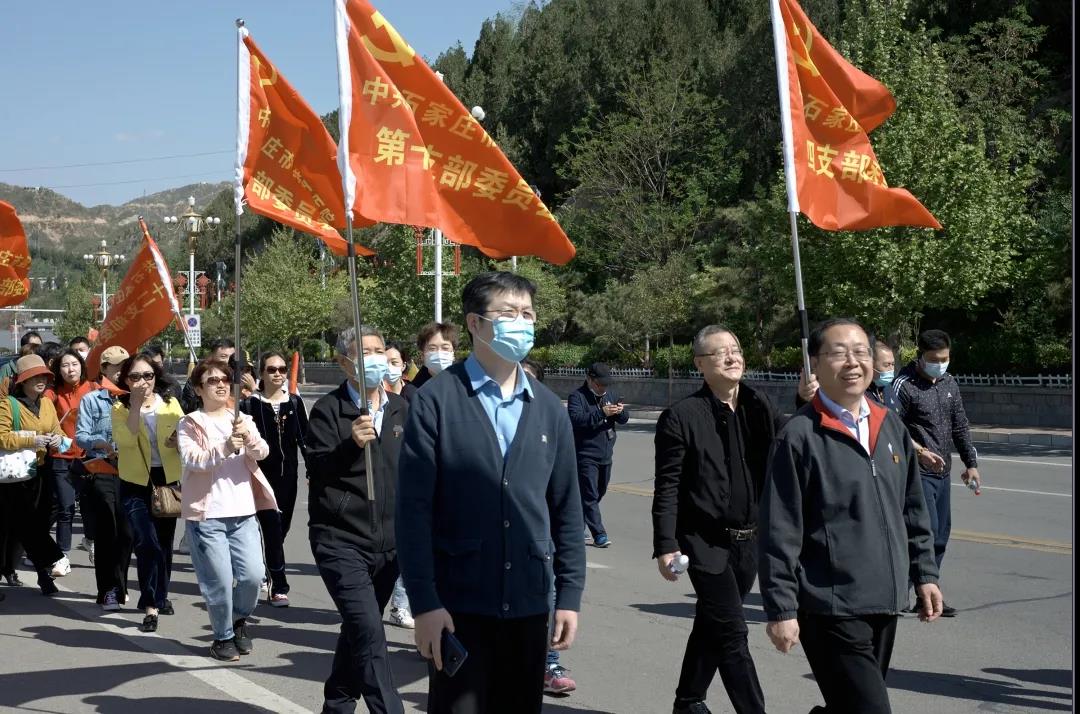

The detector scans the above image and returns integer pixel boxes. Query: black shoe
[900,602,920,615]
[38,572,58,596]
[140,614,158,632]
[233,618,252,655]
[158,599,175,616]
[674,702,712,714]
[940,603,957,617]
[4,572,23,587]
[210,638,241,662]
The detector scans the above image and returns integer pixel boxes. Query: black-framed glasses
[696,348,743,361]
[263,366,288,374]
[203,376,232,386]
[126,371,156,383]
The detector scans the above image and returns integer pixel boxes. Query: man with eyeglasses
[653,325,781,714]
[891,328,981,618]
[397,271,585,714]
[759,318,943,714]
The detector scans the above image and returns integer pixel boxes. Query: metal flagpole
[232,19,248,425]
[770,0,813,380]
[334,0,376,495]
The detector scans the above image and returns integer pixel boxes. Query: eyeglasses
[263,366,288,374]
[126,371,156,383]
[696,348,743,361]
[819,347,873,362]
[203,376,232,386]
[483,308,537,323]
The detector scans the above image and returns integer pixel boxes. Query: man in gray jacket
[759,318,943,714]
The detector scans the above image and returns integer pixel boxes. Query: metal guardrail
[547,367,1071,388]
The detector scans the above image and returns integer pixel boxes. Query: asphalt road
[0,422,1072,713]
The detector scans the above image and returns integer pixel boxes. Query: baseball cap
[586,362,612,387]
[100,346,130,366]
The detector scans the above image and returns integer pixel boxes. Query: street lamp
[83,239,125,321]
[164,196,221,316]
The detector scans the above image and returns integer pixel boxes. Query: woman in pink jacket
[178,359,276,663]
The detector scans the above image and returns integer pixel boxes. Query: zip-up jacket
[239,392,308,483]
[567,383,630,464]
[759,394,939,621]
[892,363,978,477]
[305,382,407,553]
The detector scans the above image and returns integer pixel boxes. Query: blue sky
[0,0,516,207]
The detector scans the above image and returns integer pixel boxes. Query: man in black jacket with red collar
[759,318,943,714]
[652,325,782,714]
[306,326,408,714]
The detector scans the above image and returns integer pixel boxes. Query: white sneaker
[50,556,72,578]
[389,607,415,629]
[176,534,189,555]
[102,588,120,612]
[260,578,269,594]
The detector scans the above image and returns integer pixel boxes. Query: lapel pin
[541,434,548,444]
[393,424,404,438]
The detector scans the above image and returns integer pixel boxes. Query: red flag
[778,0,940,231]
[235,26,373,256]
[0,201,32,307]
[85,222,183,377]
[335,0,575,264]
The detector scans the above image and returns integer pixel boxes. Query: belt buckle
[728,527,754,541]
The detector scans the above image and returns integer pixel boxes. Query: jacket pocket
[528,538,555,595]
[435,538,482,599]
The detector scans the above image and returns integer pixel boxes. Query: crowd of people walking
[0,270,979,713]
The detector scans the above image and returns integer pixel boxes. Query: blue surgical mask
[477,315,535,363]
[385,365,403,384]
[874,370,894,387]
[361,354,388,389]
[921,360,949,379]
[424,350,455,375]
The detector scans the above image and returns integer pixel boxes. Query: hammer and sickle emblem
[361,10,416,67]
[252,55,278,87]
[791,19,820,77]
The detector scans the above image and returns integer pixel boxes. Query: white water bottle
[669,552,690,575]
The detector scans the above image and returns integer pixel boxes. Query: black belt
[725,526,757,541]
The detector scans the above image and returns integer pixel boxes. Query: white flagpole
[770,0,813,381]
[232,18,250,420]
[334,0,376,495]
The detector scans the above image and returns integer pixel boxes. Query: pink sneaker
[544,665,576,694]
[269,592,289,608]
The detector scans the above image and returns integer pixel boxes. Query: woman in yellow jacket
[113,352,183,632]
[0,355,68,595]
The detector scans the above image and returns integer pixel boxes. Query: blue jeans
[920,473,952,570]
[546,587,560,667]
[120,480,175,610]
[187,515,264,641]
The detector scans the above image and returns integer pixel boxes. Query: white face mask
[77,350,90,361]
[386,365,403,384]
[424,350,455,375]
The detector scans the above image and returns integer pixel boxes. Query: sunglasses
[203,376,232,387]
[263,366,288,374]
[126,371,156,383]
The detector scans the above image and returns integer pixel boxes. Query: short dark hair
[416,322,460,352]
[917,329,951,354]
[68,336,90,349]
[117,352,176,408]
[19,331,42,347]
[39,341,64,368]
[461,272,537,325]
[384,341,411,363]
[808,318,872,356]
[207,337,236,354]
[144,343,166,360]
[50,349,88,387]
[189,359,231,391]
[521,357,545,382]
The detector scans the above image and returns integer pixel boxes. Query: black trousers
[87,475,132,602]
[0,476,62,582]
[428,612,549,714]
[256,462,299,595]
[577,460,612,538]
[675,540,765,713]
[310,531,403,714]
[799,613,898,714]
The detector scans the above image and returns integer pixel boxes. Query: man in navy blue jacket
[567,362,629,547]
[397,271,586,714]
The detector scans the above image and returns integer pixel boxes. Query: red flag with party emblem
[0,201,32,307]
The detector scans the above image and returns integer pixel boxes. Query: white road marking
[586,562,612,570]
[966,455,1072,468]
[45,587,310,713]
[951,483,1071,498]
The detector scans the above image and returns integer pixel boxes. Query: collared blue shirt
[464,354,533,459]
[345,380,388,436]
[818,389,871,455]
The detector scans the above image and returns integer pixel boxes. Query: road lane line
[961,455,1072,468]
[45,586,310,713]
[586,562,612,570]
[951,483,1071,498]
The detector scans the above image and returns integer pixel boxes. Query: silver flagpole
[770,0,813,379]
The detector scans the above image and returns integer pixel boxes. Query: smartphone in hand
[440,629,468,677]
